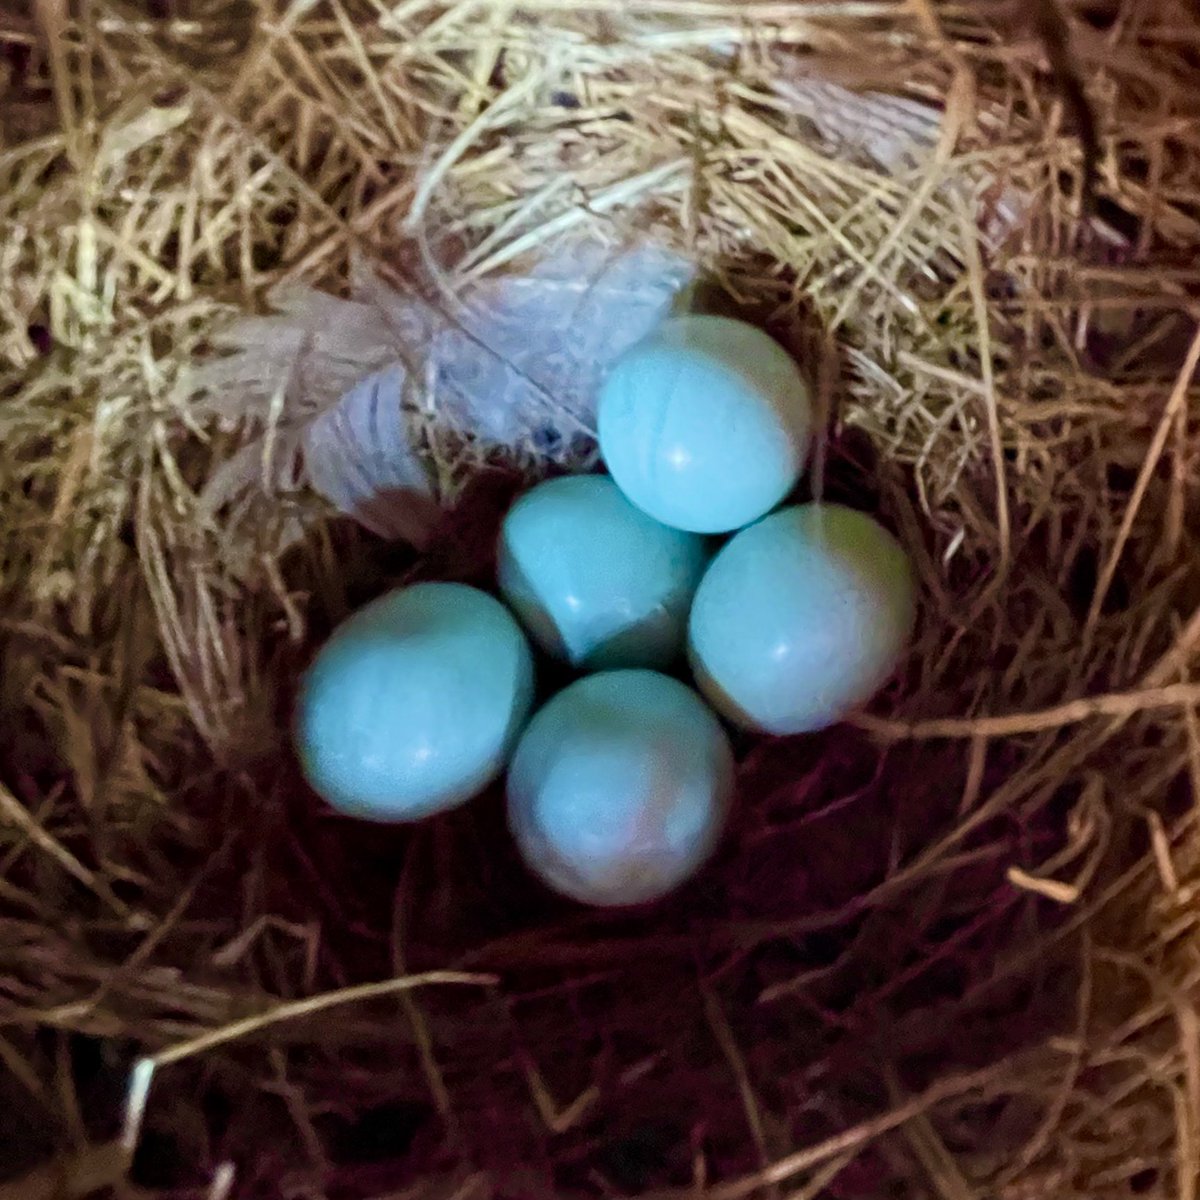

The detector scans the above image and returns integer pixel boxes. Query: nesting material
[3,3,1200,1200]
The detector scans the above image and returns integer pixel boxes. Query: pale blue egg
[597,314,812,533]
[688,504,916,734]
[507,670,734,906]
[497,475,709,671]
[296,582,534,821]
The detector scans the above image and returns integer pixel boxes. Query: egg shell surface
[597,314,812,533]
[507,670,734,906]
[497,474,709,671]
[296,582,535,821]
[687,503,916,734]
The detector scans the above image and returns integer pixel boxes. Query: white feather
[300,365,438,546]
[191,236,695,544]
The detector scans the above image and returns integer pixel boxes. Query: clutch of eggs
[296,582,534,821]
[290,311,917,909]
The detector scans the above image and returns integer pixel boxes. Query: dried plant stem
[855,682,1200,741]
[151,971,497,1067]
[691,1065,1005,1200]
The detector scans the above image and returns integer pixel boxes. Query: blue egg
[507,670,734,906]
[296,582,534,821]
[497,475,709,671]
[597,314,812,533]
[688,504,916,734]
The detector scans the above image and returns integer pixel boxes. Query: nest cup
[2,5,1200,1200]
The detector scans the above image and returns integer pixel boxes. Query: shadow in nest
[146,705,1077,1198]
[113,437,1085,1199]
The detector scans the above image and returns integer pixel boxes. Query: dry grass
[3,0,1200,1197]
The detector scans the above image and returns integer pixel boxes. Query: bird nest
[2,2,1200,1198]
